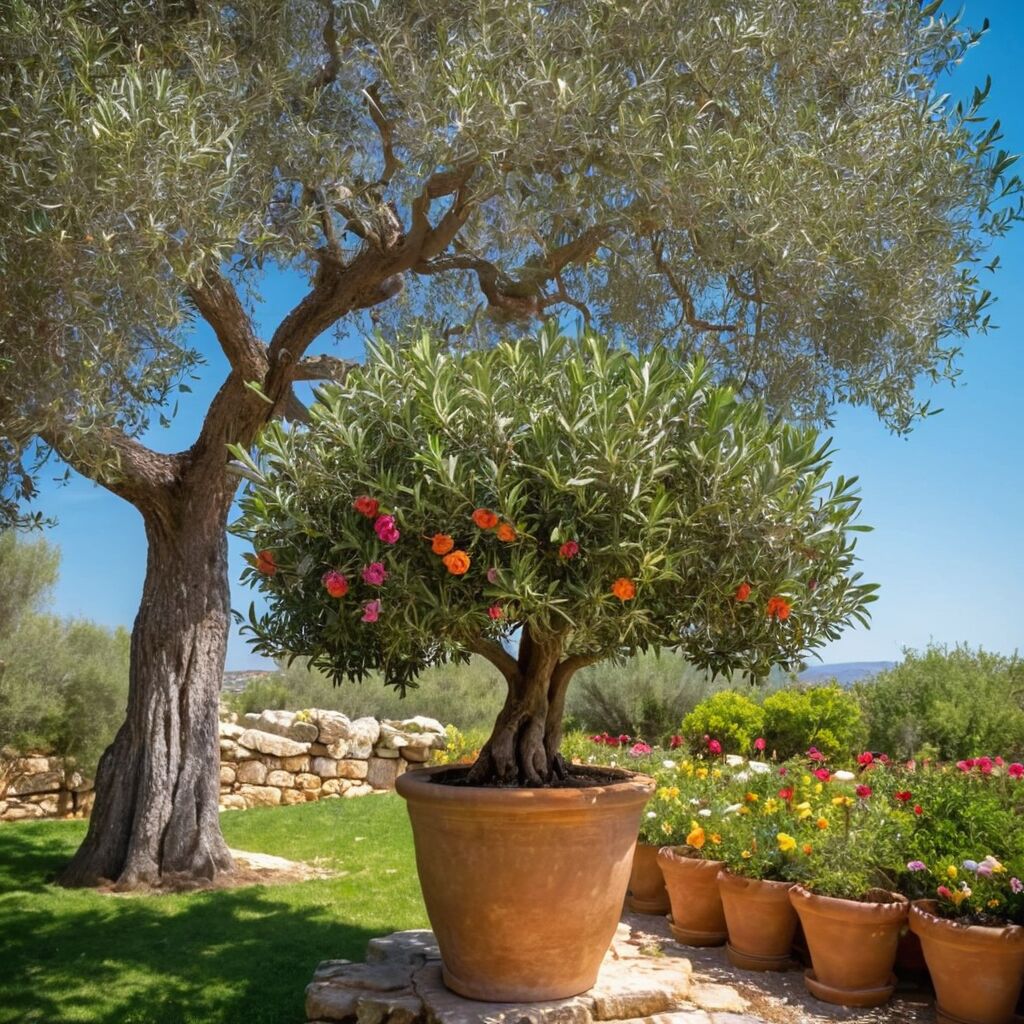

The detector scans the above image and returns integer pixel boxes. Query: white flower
[690,798,701,806]
[747,761,771,775]
[725,754,745,767]
[734,771,750,783]
[647,811,657,819]
[662,760,676,769]
[698,808,712,818]
[724,803,743,815]
[833,770,855,781]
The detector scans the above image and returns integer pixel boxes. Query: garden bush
[681,690,765,755]
[761,684,865,760]
[856,644,1024,761]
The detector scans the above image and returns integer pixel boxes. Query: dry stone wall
[218,707,446,810]
[0,708,447,822]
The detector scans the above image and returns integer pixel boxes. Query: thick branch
[364,82,402,186]
[186,271,268,379]
[307,3,340,94]
[468,638,521,686]
[291,354,358,382]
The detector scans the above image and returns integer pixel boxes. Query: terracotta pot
[396,763,654,1002]
[627,842,670,914]
[717,871,797,971]
[894,926,929,983]
[788,885,908,1007]
[657,846,727,946]
[910,900,1024,1024]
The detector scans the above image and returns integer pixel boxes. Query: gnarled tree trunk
[59,479,234,889]
[467,628,596,786]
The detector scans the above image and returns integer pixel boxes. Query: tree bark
[59,483,234,889]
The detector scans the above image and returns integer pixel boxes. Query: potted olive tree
[231,326,875,1001]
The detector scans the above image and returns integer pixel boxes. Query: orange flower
[255,550,277,576]
[735,582,752,602]
[431,533,455,555]
[802,843,814,856]
[766,595,792,621]
[472,508,499,530]
[442,550,471,575]
[496,522,517,542]
[611,577,636,602]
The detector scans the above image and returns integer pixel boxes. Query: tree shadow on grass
[0,826,409,1024]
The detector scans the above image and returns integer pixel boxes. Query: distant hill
[222,670,274,693]
[798,661,895,687]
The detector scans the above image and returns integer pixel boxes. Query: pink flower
[708,738,722,755]
[907,860,927,872]
[373,514,400,544]
[361,562,388,586]
[361,600,381,623]
[807,746,825,762]
[1009,763,1024,779]
[669,735,684,750]
[321,570,349,598]
[957,759,974,773]
[778,766,788,776]
[977,756,993,775]
[1012,877,1023,894]
[629,742,652,757]
[856,784,872,799]
[814,768,831,782]
[486,567,499,584]
[754,737,766,752]
[937,885,953,901]
[487,604,503,620]
[857,751,873,766]
[995,756,1005,767]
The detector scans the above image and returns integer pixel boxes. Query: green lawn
[0,796,428,1024]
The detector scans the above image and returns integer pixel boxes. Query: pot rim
[657,845,726,870]
[789,884,908,920]
[396,762,655,809]
[717,869,795,892]
[909,899,1024,946]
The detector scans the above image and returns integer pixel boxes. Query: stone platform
[305,921,754,1024]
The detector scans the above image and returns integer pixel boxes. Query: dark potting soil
[431,763,637,789]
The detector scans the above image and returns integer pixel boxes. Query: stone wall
[0,708,447,822]
[217,707,445,810]
[0,754,94,822]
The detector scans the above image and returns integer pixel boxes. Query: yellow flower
[947,865,958,880]
[816,817,829,830]
[661,820,673,835]
[795,801,812,820]
[802,774,812,785]
[989,899,1002,909]
[711,769,722,779]
[776,832,797,853]
[687,824,706,850]
[696,767,708,780]
[738,806,751,815]
[949,886,971,906]
[832,795,854,808]
[763,798,780,814]
[814,782,823,795]
[745,792,759,803]
[710,833,722,845]
[741,849,752,860]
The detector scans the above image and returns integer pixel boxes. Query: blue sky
[34,1,1024,670]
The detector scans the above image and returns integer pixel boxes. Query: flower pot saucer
[726,942,793,972]
[627,893,670,915]
[803,969,896,1008]
[666,914,727,947]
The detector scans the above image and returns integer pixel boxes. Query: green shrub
[761,684,864,760]
[682,690,765,754]
[856,645,1024,761]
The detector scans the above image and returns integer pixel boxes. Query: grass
[0,796,428,1024]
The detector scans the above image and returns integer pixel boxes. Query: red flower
[617,734,631,746]
[255,549,277,576]
[735,582,752,602]
[353,496,380,518]
[778,787,794,801]
[487,604,503,620]
[754,737,766,752]
[766,595,792,621]
[814,768,831,782]
[558,540,580,559]
[669,735,683,749]
[913,804,924,816]
[857,751,874,766]
[1009,763,1024,779]
[894,790,912,803]
[708,738,722,755]
[856,784,872,799]
[321,570,348,598]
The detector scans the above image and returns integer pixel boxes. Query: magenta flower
[1012,877,1023,894]
[814,768,830,782]
[977,756,994,775]
[907,860,927,872]
[807,746,825,762]
[373,514,400,544]
[361,562,388,586]
[629,742,652,757]
[707,738,722,755]
[956,759,974,773]
[361,599,381,623]
[1009,763,1024,779]
[754,737,766,752]
[617,734,630,746]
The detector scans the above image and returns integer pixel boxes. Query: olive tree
[232,329,876,785]
[0,0,1017,884]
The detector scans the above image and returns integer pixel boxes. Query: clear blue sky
[35,1,1024,670]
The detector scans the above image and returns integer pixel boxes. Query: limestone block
[303,789,321,802]
[219,794,247,810]
[16,756,53,774]
[75,790,95,815]
[374,746,400,759]
[8,771,62,796]
[281,788,307,805]
[266,770,296,788]
[312,710,352,745]
[326,739,351,760]
[64,770,94,792]
[399,747,431,763]
[346,718,381,759]
[245,709,320,743]
[1,803,45,821]
[219,721,244,741]
[309,742,331,757]
[366,757,403,791]
[685,984,747,1013]
[343,783,373,799]
[237,784,282,807]
[311,756,339,778]
[238,728,310,758]
[337,760,369,780]
[320,779,351,796]
[281,755,311,773]
[220,765,237,785]
[24,793,59,815]
[296,773,322,791]
[236,760,268,785]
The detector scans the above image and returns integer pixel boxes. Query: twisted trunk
[59,483,233,889]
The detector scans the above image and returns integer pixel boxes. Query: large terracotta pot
[657,846,727,946]
[717,871,798,971]
[396,764,654,1002]
[627,842,670,914]
[789,885,908,1007]
[910,900,1024,1024]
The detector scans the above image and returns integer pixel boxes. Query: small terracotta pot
[910,900,1024,1024]
[789,885,908,1007]
[627,842,670,914]
[717,871,797,971]
[397,763,654,1002]
[657,846,727,946]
